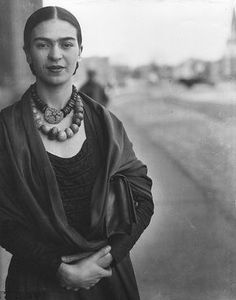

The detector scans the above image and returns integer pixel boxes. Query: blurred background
[1,0,236,299]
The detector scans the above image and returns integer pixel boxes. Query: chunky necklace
[31,85,84,142]
[31,83,78,124]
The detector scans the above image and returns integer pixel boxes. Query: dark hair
[23,6,82,51]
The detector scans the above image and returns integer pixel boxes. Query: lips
[47,65,65,72]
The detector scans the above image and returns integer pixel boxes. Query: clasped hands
[57,246,113,291]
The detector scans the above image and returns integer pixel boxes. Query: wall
[0,0,42,293]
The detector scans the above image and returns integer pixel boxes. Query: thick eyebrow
[32,37,77,43]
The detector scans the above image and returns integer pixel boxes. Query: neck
[35,81,74,109]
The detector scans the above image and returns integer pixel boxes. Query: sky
[43,0,236,66]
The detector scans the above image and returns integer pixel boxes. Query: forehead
[31,19,77,40]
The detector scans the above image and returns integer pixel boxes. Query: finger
[62,254,81,263]
[91,246,111,261]
[62,252,94,263]
[99,266,112,278]
[98,253,113,268]
[91,279,100,286]
[90,279,99,287]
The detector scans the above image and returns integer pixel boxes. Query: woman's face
[26,19,82,86]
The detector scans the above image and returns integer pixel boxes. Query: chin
[39,76,72,87]
[35,69,74,86]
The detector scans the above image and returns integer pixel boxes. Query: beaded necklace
[31,83,78,124]
[31,84,84,142]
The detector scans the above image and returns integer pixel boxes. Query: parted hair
[23,6,82,51]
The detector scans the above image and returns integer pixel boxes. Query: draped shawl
[0,87,152,254]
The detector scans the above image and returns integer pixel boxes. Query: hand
[61,247,113,269]
[57,246,113,290]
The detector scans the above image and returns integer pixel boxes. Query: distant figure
[80,70,109,107]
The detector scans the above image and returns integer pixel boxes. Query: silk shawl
[0,87,152,253]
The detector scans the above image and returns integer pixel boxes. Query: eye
[61,42,74,49]
[36,42,49,49]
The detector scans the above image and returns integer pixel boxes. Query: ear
[23,47,32,64]
[78,45,83,61]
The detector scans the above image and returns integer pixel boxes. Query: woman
[0,6,154,300]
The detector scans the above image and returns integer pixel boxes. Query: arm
[56,187,153,272]
[1,221,112,290]
[109,188,154,264]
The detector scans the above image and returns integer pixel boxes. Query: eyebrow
[33,37,76,43]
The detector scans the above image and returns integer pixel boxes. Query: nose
[48,44,62,61]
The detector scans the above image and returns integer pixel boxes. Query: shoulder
[0,102,20,150]
[0,88,30,125]
[0,103,19,128]
[1,101,20,117]
[0,98,23,123]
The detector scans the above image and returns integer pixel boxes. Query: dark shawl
[0,87,152,254]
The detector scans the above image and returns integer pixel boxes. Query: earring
[73,61,79,75]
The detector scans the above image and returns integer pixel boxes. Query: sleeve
[0,220,63,276]
[109,187,154,264]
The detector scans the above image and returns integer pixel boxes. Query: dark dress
[0,91,154,300]
[48,113,102,239]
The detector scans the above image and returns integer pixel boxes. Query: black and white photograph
[1,0,236,299]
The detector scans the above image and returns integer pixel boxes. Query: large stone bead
[40,125,50,134]
[57,130,67,142]
[75,112,84,119]
[77,106,84,113]
[79,112,84,119]
[75,100,83,109]
[70,123,79,133]
[73,118,82,126]
[79,99,84,107]
[75,100,81,108]
[48,127,59,140]
[65,127,74,138]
